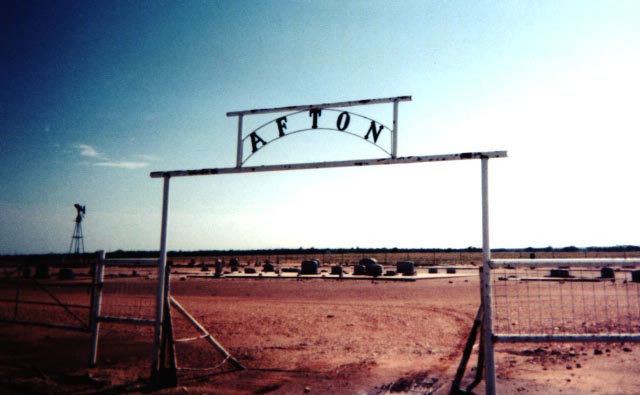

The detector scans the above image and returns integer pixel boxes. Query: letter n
[249,132,268,153]
[364,121,384,143]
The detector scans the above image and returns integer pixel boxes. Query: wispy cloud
[74,143,157,170]
[94,161,149,169]
[133,154,159,162]
[76,144,103,158]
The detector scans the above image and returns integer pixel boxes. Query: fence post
[152,175,171,383]
[89,250,105,367]
[158,262,178,386]
[14,265,22,320]
[481,157,497,395]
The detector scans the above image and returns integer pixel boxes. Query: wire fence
[168,250,640,271]
[0,263,93,331]
[489,260,640,341]
[493,267,640,335]
[99,266,158,323]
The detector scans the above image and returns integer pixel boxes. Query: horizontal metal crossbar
[102,258,159,267]
[174,334,208,343]
[97,316,156,325]
[0,318,89,332]
[226,95,412,117]
[176,355,232,372]
[490,258,640,268]
[0,298,90,309]
[495,334,640,343]
[150,151,507,178]
[0,280,92,288]
[34,281,92,288]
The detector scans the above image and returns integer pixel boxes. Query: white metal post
[392,100,399,158]
[152,176,171,381]
[236,115,244,167]
[481,157,497,395]
[89,250,105,367]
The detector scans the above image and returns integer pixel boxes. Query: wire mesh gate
[89,251,160,367]
[0,259,95,332]
[480,258,640,393]
[87,251,242,386]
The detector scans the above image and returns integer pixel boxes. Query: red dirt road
[0,274,638,394]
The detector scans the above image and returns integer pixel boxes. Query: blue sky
[1,0,639,254]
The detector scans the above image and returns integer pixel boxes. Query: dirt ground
[0,270,639,394]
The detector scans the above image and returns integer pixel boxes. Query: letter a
[249,132,268,153]
[364,121,384,143]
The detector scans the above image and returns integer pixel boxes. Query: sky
[1,0,639,255]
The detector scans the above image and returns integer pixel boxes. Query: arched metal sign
[227,96,411,167]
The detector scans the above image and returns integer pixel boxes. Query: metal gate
[0,258,95,332]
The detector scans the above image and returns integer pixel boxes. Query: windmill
[69,204,86,255]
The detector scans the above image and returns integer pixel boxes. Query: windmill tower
[69,204,86,254]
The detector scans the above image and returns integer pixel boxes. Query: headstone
[550,269,570,278]
[359,258,378,274]
[353,264,367,275]
[35,264,49,279]
[396,261,416,276]
[300,260,319,275]
[58,268,75,280]
[600,267,615,279]
[263,261,275,272]
[368,263,384,277]
[331,266,343,275]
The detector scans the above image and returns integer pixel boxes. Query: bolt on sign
[227,96,412,167]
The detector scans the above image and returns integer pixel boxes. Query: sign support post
[235,115,243,168]
[152,175,171,384]
[392,99,399,158]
